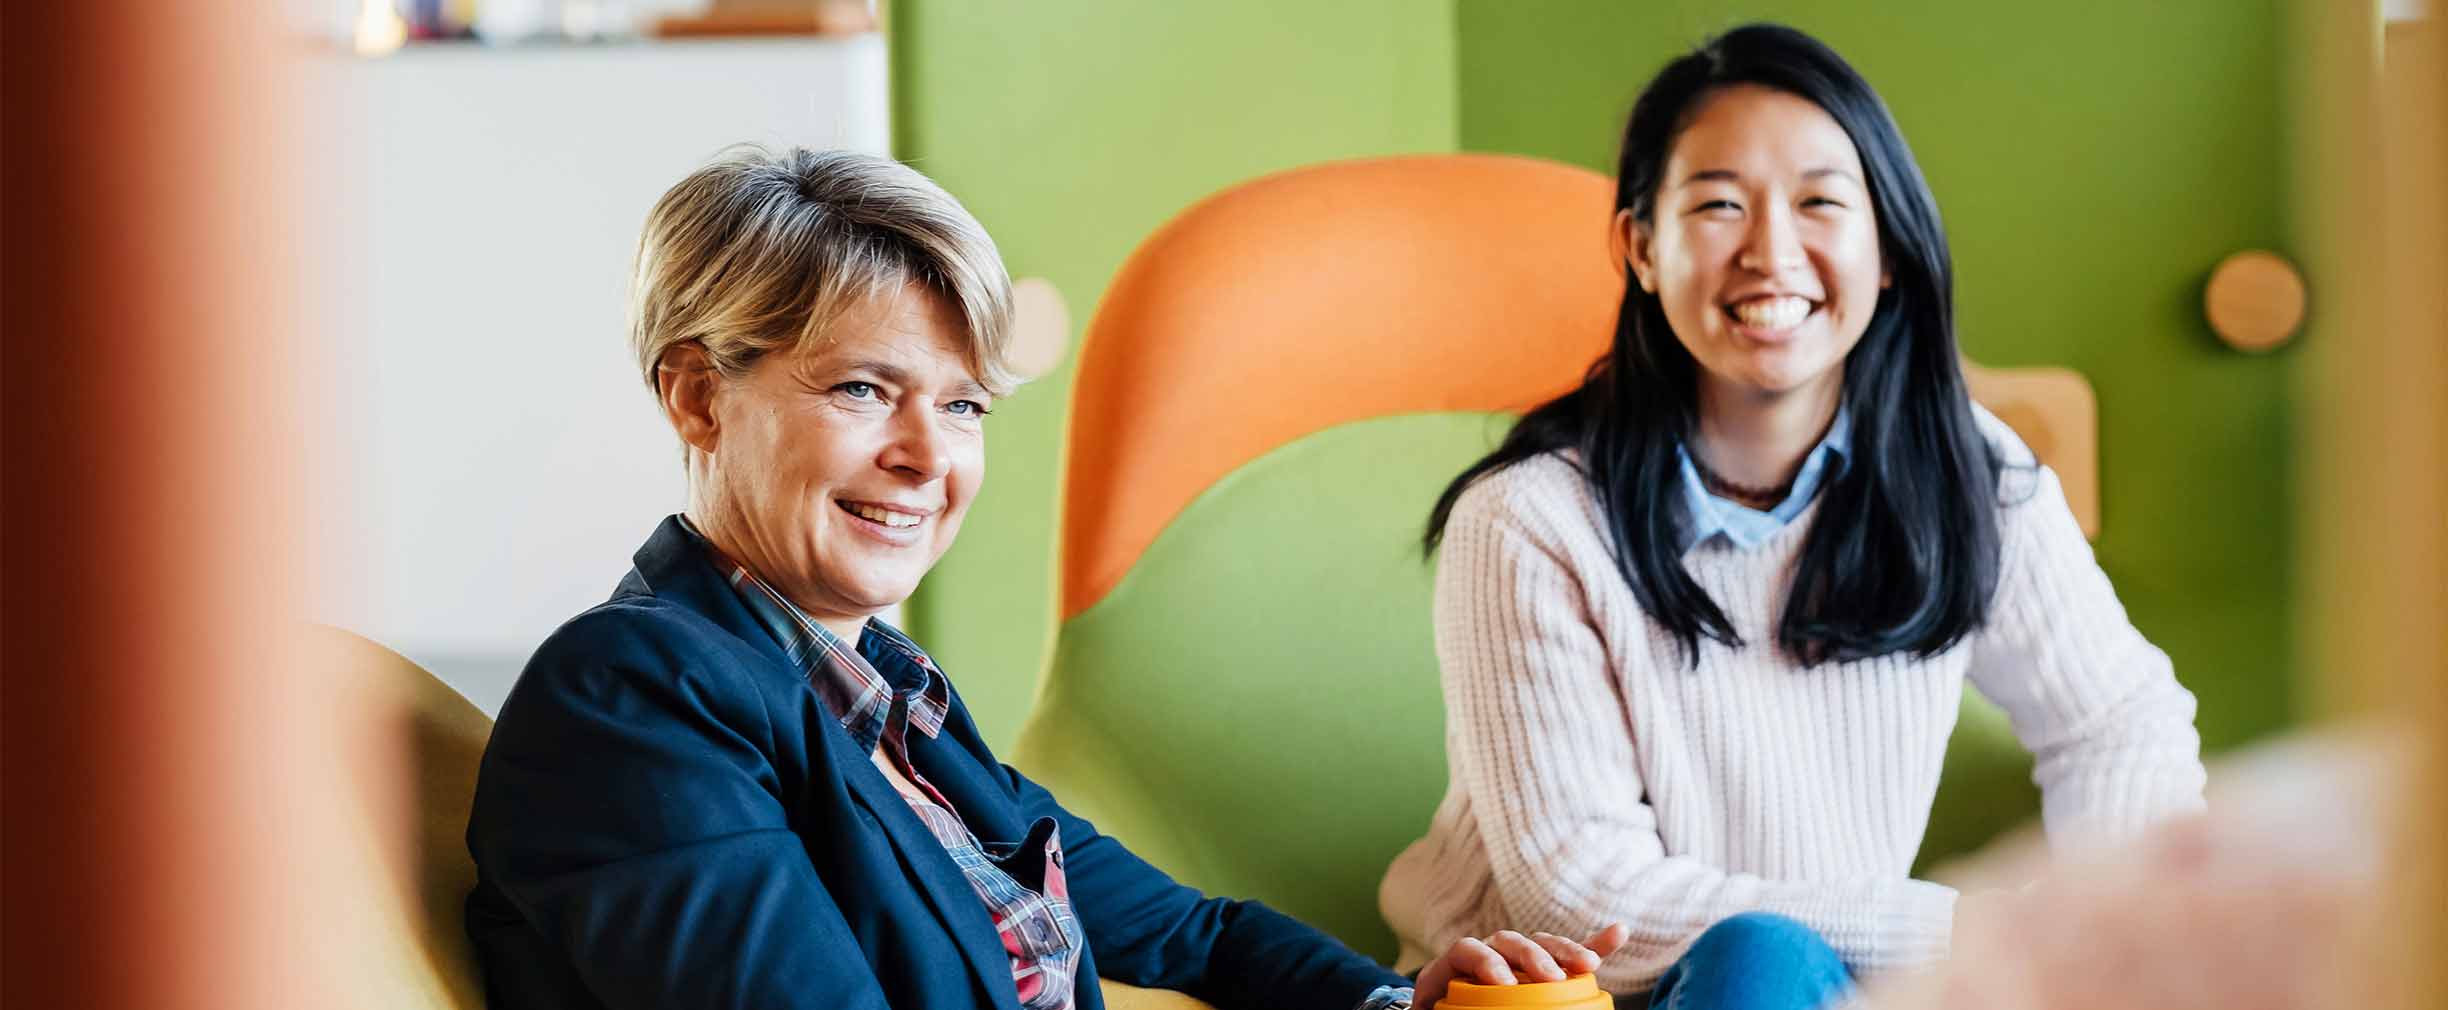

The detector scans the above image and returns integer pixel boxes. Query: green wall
[1452,0,2297,750]
[899,0,2299,753]
[892,1,1459,747]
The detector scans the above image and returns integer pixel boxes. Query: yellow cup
[1437,974,1613,1010]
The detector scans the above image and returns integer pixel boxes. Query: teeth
[846,503,922,528]
[1731,296,1813,330]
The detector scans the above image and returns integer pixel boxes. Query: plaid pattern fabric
[689,524,1085,1010]
[894,779,1084,1008]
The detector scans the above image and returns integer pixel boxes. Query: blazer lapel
[826,734,1023,1010]
[906,736,1028,849]
[629,516,1023,1009]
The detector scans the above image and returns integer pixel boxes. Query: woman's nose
[880,409,952,479]
[1736,202,1807,276]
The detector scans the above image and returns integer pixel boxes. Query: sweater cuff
[1870,878,1958,969]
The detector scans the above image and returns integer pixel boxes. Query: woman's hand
[1413,924,1629,1009]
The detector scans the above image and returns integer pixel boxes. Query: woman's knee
[1689,912,1839,965]
[1657,913,1850,1010]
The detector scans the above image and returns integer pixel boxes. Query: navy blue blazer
[465,517,1406,1010]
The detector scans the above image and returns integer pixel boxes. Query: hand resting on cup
[1413,924,1630,1010]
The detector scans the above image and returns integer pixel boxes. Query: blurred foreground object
[2294,3,2446,1008]
[3,5,389,1009]
[1873,735,2400,1010]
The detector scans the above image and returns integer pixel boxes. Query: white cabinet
[314,36,889,711]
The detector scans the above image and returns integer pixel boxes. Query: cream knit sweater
[1378,419,2208,993]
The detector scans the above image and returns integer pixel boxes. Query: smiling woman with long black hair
[1379,24,2208,1010]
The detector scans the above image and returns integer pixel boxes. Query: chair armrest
[1101,979,1222,1010]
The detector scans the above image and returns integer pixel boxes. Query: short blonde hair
[630,146,1018,397]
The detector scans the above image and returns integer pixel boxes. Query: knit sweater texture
[1378,415,2208,992]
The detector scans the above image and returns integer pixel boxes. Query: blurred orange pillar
[4,6,378,1010]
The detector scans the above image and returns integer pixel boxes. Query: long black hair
[1427,23,2007,667]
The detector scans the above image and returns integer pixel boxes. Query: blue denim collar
[1677,403,1851,552]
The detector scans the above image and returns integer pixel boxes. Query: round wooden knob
[2204,250,2306,352]
[1008,277,1072,379]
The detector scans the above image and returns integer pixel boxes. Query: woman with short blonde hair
[466,146,1620,1010]
[628,145,1021,398]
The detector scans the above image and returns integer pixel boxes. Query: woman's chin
[843,580,921,616]
[1722,354,1844,399]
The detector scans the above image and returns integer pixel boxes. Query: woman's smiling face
[685,282,990,632]
[1620,84,1889,404]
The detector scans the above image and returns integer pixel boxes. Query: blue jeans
[1621,912,1854,1010]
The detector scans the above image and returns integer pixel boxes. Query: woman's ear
[656,342,723,455]
[1611,208,1657,294]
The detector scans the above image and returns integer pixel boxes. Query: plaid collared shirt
[691,525,1085,1010]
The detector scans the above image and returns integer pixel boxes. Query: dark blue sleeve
[467,611,891,1010]
[1002,765,1409,1010]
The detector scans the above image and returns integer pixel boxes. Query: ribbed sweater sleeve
[1966,464,2208,846]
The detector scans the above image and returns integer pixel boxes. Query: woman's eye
[1802,196,1846,209]
[944,400,991,418]
[1694,199,1741,214]
[834,381,878,399]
